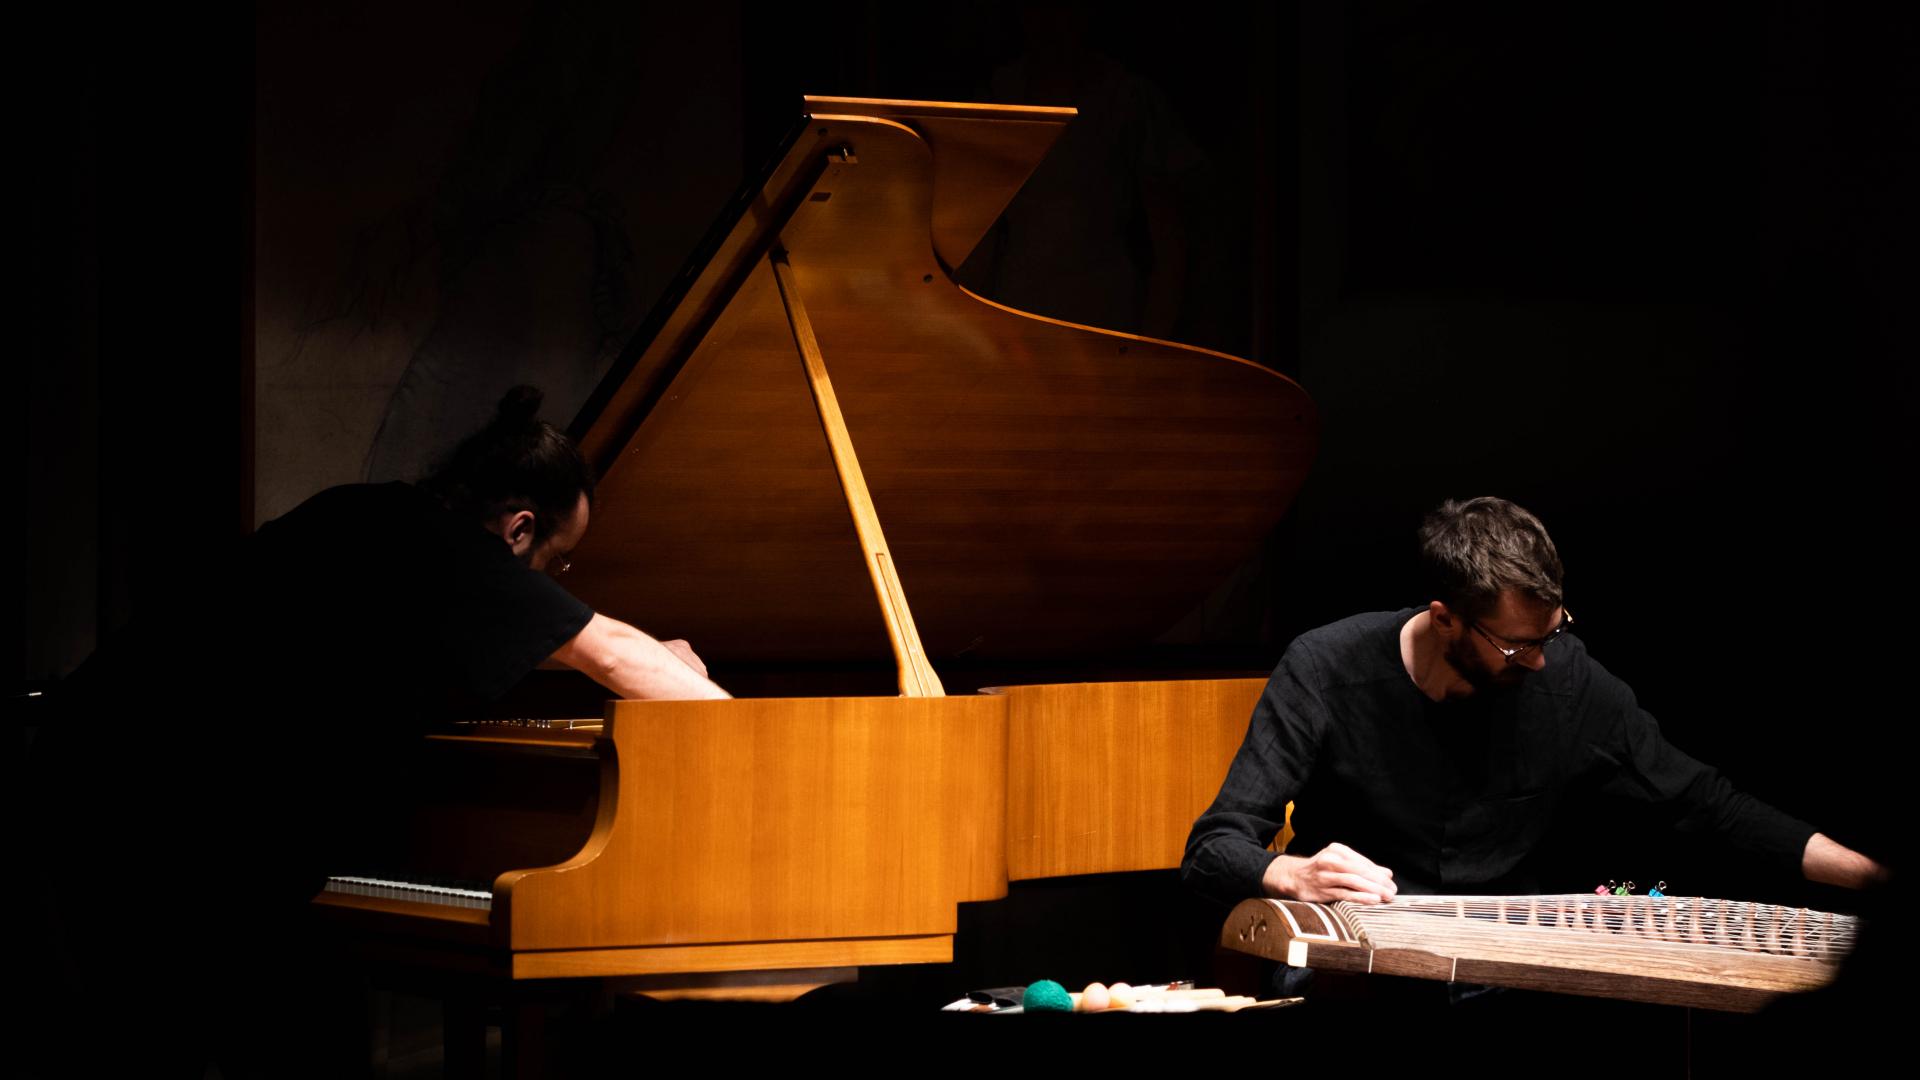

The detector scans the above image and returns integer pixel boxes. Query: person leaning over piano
[31,386,725,1074]
[1180,497,1886,915]
[68,383,726,884]
[251,384,732,714]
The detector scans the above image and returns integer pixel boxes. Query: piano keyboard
[324,875,493,910]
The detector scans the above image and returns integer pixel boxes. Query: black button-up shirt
[1182,609,1814,902]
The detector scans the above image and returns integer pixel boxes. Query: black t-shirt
[48,483,594,897]
[1181,609,1816,902]
[239,482,592,720]
[32,483,596,1064]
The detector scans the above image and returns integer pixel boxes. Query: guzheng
[1221,894,1858,1012]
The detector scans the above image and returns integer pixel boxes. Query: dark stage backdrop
[22,2,1911,910]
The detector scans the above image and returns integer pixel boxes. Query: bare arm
[548,613,731,701]
[1802,832,1889,890]
[1262,842,1398,905]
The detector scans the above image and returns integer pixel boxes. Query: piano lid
[563,97,1317,664]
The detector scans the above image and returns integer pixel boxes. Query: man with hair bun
[1182,496,1883,913]
[407,385,730,703]
[32,385,725,1075]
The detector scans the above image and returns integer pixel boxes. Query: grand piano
[314,95,1315,1056]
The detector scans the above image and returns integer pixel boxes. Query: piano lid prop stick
[770,248,945,697]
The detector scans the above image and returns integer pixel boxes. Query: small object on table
[1023,979,1074,1013]
[944,979,1292,1014]
[942,986,1024,1012]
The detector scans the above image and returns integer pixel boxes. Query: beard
[1444,634,1530,692]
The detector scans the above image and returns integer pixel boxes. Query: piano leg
[502,998,551,1080]
[443,994,487,1080]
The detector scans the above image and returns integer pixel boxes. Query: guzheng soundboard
[1221,894,1858,1012]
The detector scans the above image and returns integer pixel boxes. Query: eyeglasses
[1469,608,1573,664]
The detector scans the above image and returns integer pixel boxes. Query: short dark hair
[421,386,596,540]
[1417,497,1564,619]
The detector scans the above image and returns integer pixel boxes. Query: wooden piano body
[320,682,1268,993]
[313,96,1313,1007]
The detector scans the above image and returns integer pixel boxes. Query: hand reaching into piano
[549,613,731,700]
[659,638,708,679]
[1264,842,1398,904]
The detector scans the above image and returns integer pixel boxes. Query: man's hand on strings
[1264,842,1398,904]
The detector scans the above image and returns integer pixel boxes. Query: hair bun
[495,385,544,426]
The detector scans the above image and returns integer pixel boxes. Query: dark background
[21,0,1911,993]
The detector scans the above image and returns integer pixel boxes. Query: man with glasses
[1181,496,1883,909]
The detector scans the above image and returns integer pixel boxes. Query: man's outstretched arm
[1802,832,1889,890]
[549,613,731,701]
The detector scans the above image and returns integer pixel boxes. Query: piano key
[324,875,493,910]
